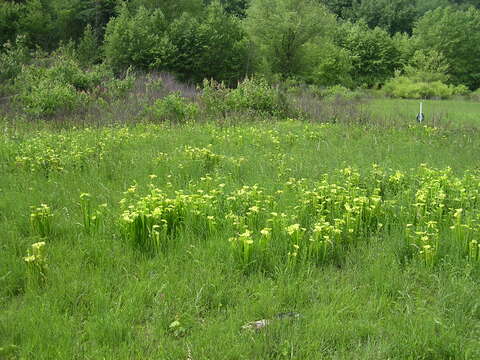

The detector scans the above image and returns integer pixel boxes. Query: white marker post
[416,101,424,123]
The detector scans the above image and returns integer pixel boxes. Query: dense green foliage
[0,35,30,92]
[244,0,335,79]
[322,0,480,34]
[2,0,480,96]
[0,1,23,46]
[104,5,169,72]
[383,76,467,99]
[413,6,480,89]
[146,92,199,123]
[202,77,286,116]
[103,2,248,84]
[166,2,249,84]
[348,0,418,34]
[383,49,469,99]
[335,21,400,87]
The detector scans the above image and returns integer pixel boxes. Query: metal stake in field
[416,102,425,123]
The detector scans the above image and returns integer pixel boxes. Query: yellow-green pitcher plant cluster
[23,241,47,285]
[30,204,53,238]
[10,127,135,175]
[118,163,480,272]
[7,122,480,275]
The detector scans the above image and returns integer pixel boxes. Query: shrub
[383,48,471,100]
[13,54,121,117]
[46,57,106,91]
[17,79,88,116]
[201,79,232,117]
[194,1,249,85]
[0,35,30,91]
[228,77,283,115]
[383,75,467,99]
[452,84,470,96]
[146,92,199,123]
[202,77,285,117]
[18,0,56,50]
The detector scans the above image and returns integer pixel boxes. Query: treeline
[1,0,480,103]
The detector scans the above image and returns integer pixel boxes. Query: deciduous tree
[414,6,480,89]
[245,0,335,79]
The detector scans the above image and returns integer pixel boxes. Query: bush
[13,54,126,117]
[228,78,284,115]
[46,58,107,92]
[194,1,248,85]
[202,77,285,117]
[106,2,248,85]
[201,80,231,116]
[383,48,471,100]
[383,75,467,99]
[0,35,30,89]
[146,92,199,123]
[17,79,88,117]
[245,0,335,80]
[452,84,470,96]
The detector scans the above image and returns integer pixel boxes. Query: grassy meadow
[369,98,480,128]
[2,99,480,359]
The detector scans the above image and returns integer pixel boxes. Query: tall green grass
[369,98,480,128]
[2,109,480,358]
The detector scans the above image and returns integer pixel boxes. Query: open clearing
[1,101,480,359]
